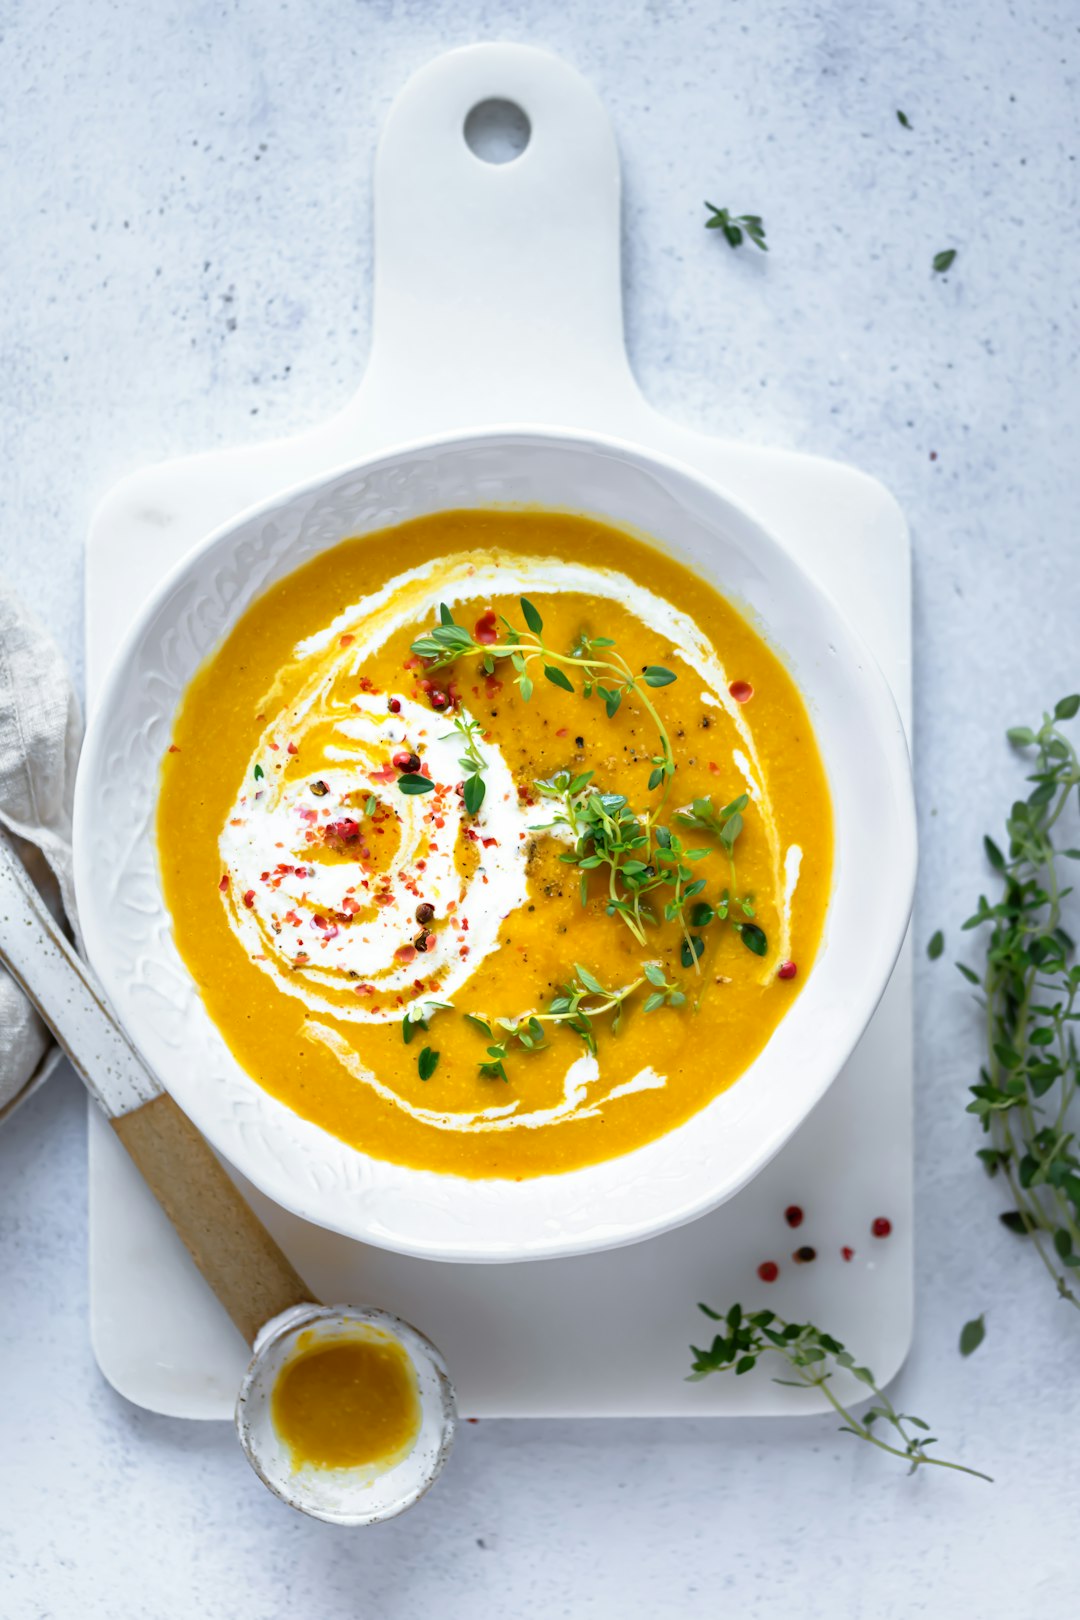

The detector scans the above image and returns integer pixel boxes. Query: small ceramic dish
[236,1304,456,1524]
[73,427,916,1262]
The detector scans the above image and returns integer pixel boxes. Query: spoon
[0,831,456,1522]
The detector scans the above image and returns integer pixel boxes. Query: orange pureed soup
[157,510,832,1179]
[271,1327,422,1473]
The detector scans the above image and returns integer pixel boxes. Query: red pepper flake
[242,889,256,909]
[784,1204,804,1228]
[474,609,499,645]
[370,764,397,784]
[871,1217,892,1239]
[792,1245,817,1264]
[218,874,229,892]
[325,819,361,847]
[339,633,355,647]
[268,740,279,752]
[287,741,298,755]
[757,1261,779,1283]
[482,836,498,848]
[354,982,375,995]
[707,760,720,774]
[484,675,503,699]
[394,945,417,964]
[778,960,798,981]
[167,744,180,754]
[729,680,754,704]
[555,727,568,738]
[312,914,328,929]
[841,1246,855,1262]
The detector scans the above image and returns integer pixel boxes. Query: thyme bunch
[958,696,1080,1307]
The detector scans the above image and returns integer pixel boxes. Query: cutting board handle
[356,43,642,429]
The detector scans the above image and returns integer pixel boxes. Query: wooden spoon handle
[0,832,314,1346]
[112,1094,312,1346]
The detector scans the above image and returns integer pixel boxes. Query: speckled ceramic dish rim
[73,425,916,1263]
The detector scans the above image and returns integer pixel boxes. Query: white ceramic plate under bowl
[73,427,916,1263]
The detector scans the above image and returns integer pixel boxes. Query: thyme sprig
[464,965,670,1082]
[443,712,489,815]
[530,779,761,968]
[957,697,1080,1307]
[675,791,748,885]
[689,1306,991,1483]
[704,204,768,251]
[411,598,678,811]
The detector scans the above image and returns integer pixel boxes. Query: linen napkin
[0,579,82,1120]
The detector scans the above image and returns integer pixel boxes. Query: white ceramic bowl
[74,427,916,1262]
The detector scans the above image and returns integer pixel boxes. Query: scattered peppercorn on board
[84,43,912,1418]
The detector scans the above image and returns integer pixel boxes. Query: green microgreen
[443,712,489,815]
[364,793,378,818]
[704,203,768,252]
[689,1306,991,1482]
[253,763,264,781]
[928,929,945,960]
[397,773,435,795]
[959,698,1080,1309]
[417,1046,439,1082]
[897,109,912,129]
[933,248,957,274]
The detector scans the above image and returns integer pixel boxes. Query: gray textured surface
[2,2,1079,1615]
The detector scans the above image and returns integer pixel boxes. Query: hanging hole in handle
[463,98,531,165]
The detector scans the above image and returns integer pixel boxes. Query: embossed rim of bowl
[73,426,916,1263]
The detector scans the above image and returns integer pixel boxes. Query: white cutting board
[85,43,912,1419]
